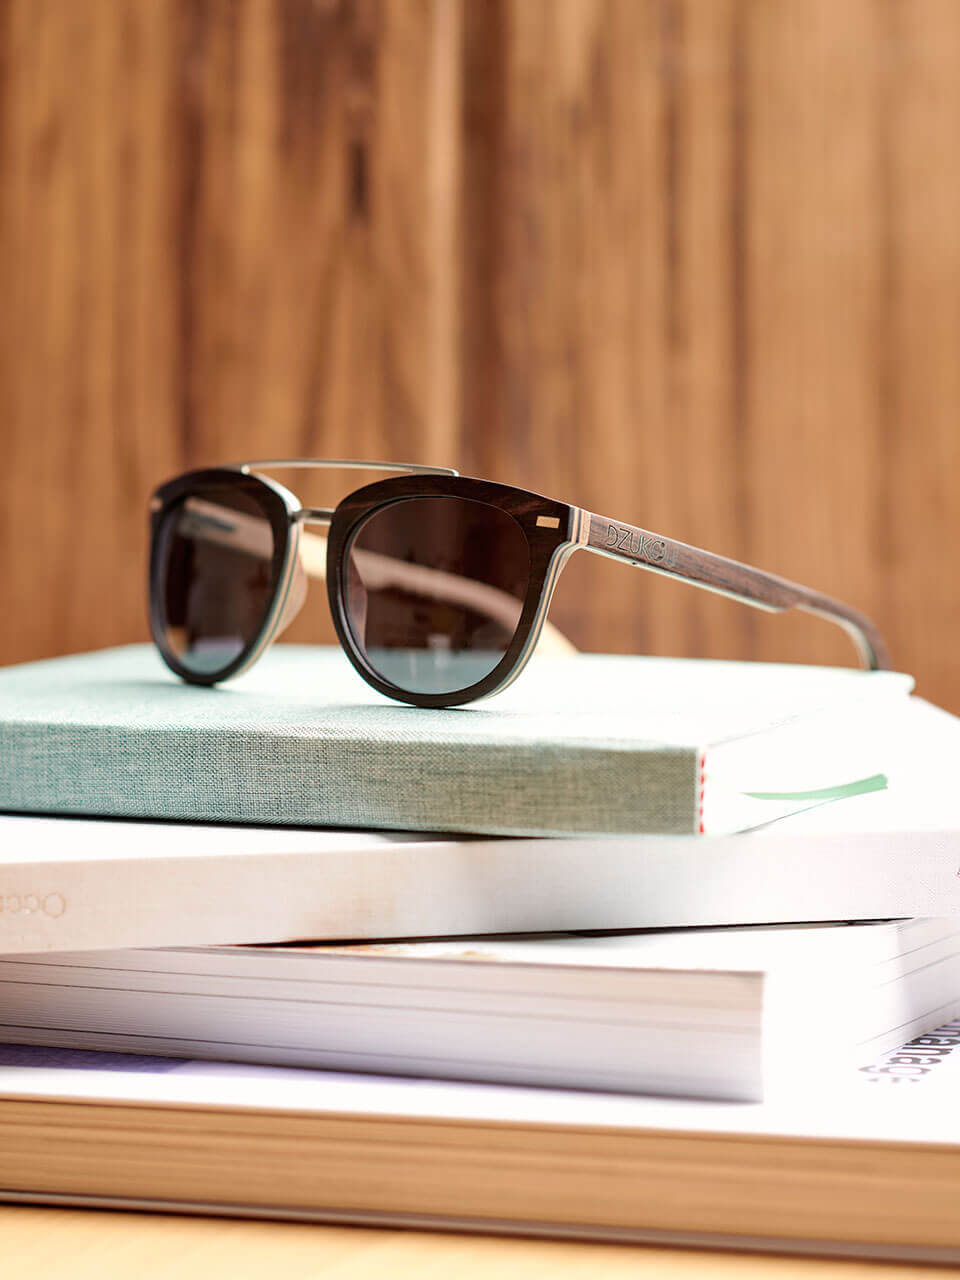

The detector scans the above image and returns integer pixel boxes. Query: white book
[3,1019,960,1260]
[2,698,960,954]
[3,919,960,1102]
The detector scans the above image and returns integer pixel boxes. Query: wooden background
[1,0,959,707]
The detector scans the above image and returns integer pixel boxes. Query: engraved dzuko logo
[604,524,671,565]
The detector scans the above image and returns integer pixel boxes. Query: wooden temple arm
[582,511,892,671]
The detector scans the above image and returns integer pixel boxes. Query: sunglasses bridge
[294,507,336,525]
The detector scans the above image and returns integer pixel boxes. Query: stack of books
[2,643,960,1260]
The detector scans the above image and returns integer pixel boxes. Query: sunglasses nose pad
[274,550,308,637]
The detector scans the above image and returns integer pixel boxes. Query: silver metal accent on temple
[572,507,591,546]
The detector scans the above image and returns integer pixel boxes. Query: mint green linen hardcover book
[0,645,911,837]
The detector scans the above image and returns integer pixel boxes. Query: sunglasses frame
[150,463,582,706]
[149,459,892,708]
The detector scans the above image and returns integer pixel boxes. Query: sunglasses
[148,460,891,708]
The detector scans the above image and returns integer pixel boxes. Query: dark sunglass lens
[343,496,530,696]
[154,480,283,678]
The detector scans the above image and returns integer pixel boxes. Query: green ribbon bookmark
[743,773,888,803]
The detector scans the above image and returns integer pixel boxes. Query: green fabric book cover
[0,645,911,837]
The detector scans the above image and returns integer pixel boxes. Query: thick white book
[2,698,960,954]
[3,919,960,1102]
[3,1020,960,1260]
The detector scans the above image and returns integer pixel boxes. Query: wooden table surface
[1,1209,956,1280]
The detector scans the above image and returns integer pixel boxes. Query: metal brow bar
[235,459,459,477]
[581,510,892,671]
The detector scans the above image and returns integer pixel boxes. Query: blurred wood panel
[1,0,959,709]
